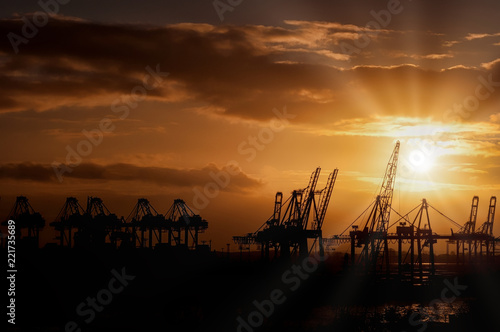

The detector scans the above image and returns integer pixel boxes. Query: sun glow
[408,149,435,173]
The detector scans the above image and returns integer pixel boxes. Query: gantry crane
[279,167,322,257]
[233,167,338,260]
[456,196,479,261]
[233,192,284,258]
[463,196,479,234]
[395,198,436,278]
[477,196,496,236]
[350,141,400,272]
[165,199,208,249]
[474,196,496,257]
[125,198,165,248]
[73,196,122,249]
[313,169,339,257]
[1,196,45,248]
[50,197,86,248]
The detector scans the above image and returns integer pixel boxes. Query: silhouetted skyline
[1,0,499,251]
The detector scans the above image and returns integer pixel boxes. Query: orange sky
[0,1,499,250]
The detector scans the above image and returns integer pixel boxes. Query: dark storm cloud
[0,162,53,181]
[0,162,263,191]
[0,16,347,119]
[0,15,499,122]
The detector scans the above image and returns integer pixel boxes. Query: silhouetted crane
[73,196,121,249]
[349,141,400,272]
[165,199,208,249]
[457,196,480,260]
[234,167,338,260]
[1,196,45,248]
[476,196,496,236]
[125,198,165,248]
[474,196,496,257]
[50,197,86,248]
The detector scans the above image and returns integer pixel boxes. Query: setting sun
[1,1,500,331]
[408,149,435,173]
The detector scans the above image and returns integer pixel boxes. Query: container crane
[73,196,121,249]
[1,196,45,248]
[475,196,496,257]
[125,198,165,248]
[233,167,338,260]
[50,197,86,248]
[457,196,479,260]
[165,199,208,249]
[350,141,400,272]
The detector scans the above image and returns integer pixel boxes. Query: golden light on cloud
[1,5,500,258]
[296,115,499,140]
[293,115,500,194]
[2,0,500,324]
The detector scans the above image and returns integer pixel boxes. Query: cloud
[389,52,454,60]
[448,166,488,174]
[0,162,263,191]
[352,64,420,70]
[296,115,499,138]
[0,162,54,181]
[295,115,500,159]
[283,20,362,32]
[465,32,500,41]
[443,40,460,47]
[417,53,454,60]
[0,16,499,125]
[0,16,350,118]
[481,58,500,70]
[441,65,476,71]
[490,113,500,123]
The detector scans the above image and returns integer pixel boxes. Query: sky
[0,0,499,251]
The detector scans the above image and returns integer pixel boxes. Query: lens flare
[409,149,434,173]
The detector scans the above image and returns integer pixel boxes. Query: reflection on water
[300,300,469,330]
[405,301,468,323]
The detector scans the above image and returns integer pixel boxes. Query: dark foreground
[3,247,500,332]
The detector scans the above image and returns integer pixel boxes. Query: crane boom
[356,141,400,270]
[377,140,400,232]
[463,196,479,234]
[300,167,321,229]
[477,196,496,235]
[315,169,338,230]
[486,196,496,235]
